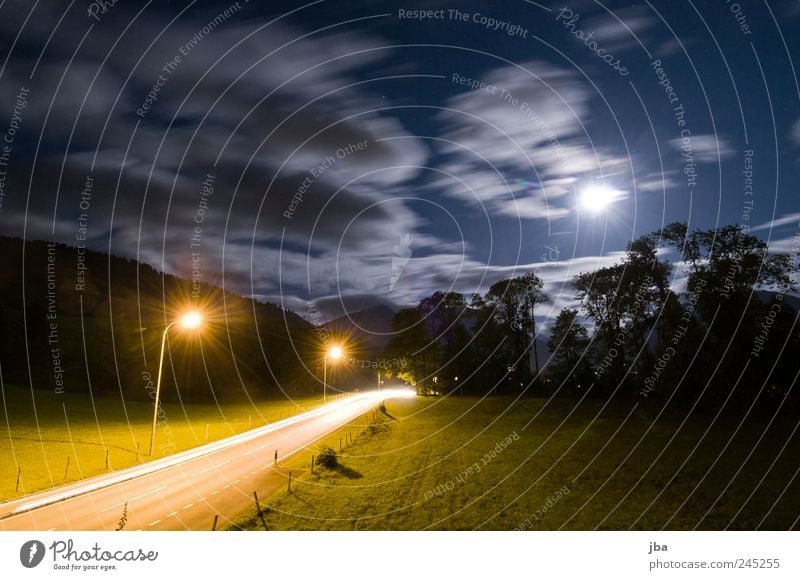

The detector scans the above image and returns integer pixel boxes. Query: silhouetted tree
[574,235,673,395]
[546,308,590,393]
[487,273,549,383]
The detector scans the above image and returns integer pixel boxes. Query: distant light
[328,345,343,360]
[179,311,203,330]
[579,185,619,213]
[376,388,416,400]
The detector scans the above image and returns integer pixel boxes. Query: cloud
[751,212,800,233]
[435,60,631,221]
[0,10,443,310]
[668,134,734,163]
[635,171,680,192]
[792,119,800,145]
[582,6,657,52]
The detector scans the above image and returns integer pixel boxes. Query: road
[0,389,413,531]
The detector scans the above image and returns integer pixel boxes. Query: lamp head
[179,311,203,330]
[327,345,343,360]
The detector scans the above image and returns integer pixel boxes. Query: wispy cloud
[668,134,734,163]
[750,212,800,233]
[435,60,631,221]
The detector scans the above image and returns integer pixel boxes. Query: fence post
[288,471,292,493]
[105,449,109,471]
[211,515,219,531]
[15,467,20,492]
[274,450,278,468]
[254,491,267,530]
[63,456,70,481]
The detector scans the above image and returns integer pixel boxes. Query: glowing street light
[323,345,343,404]
[149,310,203,456]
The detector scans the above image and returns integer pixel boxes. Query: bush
[316,446,338,469]
[368,423,388,435]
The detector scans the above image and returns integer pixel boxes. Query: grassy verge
[230,396,800,530]
[0,384,326,501]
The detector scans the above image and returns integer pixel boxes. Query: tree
[382,307,430,391]
[462,293,509,394]
[417,291,468,392]
[546,308,590,392]
[486,272,549,383]
[659,222,794,308]
[656,222,798,408]
[574,235,673,394]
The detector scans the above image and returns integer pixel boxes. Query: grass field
[0,384,325,501]
[231,396,800,530]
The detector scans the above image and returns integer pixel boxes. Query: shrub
[316,446,338,469]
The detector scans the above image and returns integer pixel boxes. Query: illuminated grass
[230,396,800,530]
[0,385,325,501]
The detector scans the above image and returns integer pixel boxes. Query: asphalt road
[0,389,412,531]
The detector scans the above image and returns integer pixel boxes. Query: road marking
[259,466,267,471]
[242,475,250,480]
[167,511,177,517]
[222,485,230,490]
[183,504,193,510]
[100,486,167,512]
[48,528,57,531]
[245,442,275,455]
[251,470,258,475]
[210,490,219,496]
[199,497,207,502]
[147,520,161,527]
[234,479,240,484]
[191,460,230,478]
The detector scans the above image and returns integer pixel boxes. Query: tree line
[381,223,800,413]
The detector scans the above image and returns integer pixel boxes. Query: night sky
[1,0,798,325]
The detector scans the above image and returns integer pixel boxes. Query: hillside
[323,304,396,354]
[0,237,320,402]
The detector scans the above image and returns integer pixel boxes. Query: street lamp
[149,310,203,456]
[323,345,343,403]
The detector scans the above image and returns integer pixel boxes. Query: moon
[579,185,619,213]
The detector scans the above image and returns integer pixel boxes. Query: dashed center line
[148,520,161,527]
[222,485,230,490]
[167,511,178,517]
[100,486,167,512]
[210,490,219,496]
[191,460,230,478]
[183,504,193,510]
[199,497,207,502]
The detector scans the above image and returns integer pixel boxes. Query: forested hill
[0,236,319,402]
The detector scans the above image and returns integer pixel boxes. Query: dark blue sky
[0,0,798,322]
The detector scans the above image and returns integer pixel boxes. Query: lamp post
[149,311,203,456]
[323,345,343,403]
